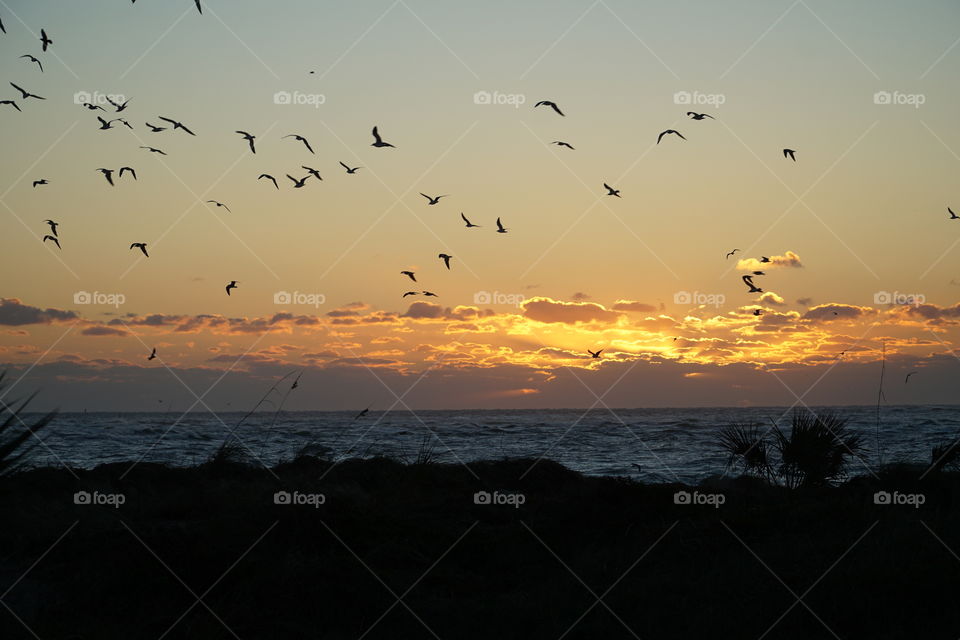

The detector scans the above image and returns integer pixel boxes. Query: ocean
[27,405,960,482]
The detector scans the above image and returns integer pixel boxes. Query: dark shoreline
[2,456,958,638]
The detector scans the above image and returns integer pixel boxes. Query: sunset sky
[1,0,959,410]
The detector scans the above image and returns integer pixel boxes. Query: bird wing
[657,131,666,144]
[372,126,382,143]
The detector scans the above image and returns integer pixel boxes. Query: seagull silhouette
[401,270,416,282]
[551,141,575,150]
[96,116,116,130]
[148,348,157,361]
[686,112,713,120]
[371,125,395,148]
[258,174,278,189]
[236,131,256,154]
[158,116,196,135]
[905,371,918,384]
[783,148,796,161]
[44,219,58,236]
[535,100,564,116]
[753,309,763,316]
[0,100,21,112]
[145,121,166,132]
[284,134,314,154]
[130,242,149,257]
[422,291,438,297]
[287,174,309,188]
[39,28,51,51]
[106,96,131,112]
[420,193,448,205]
[140,146,166,155]
[949,207,958,220]
[301,166,323,181]
[10,82,44,100]
[402,291,419,297]
[81,102,105,111]
[461,212,480,228]
[96,168,115,186]
[195,0,202,14]
[206,200,231,212]
[438,253,452,270]
[225,281,239,296]
[119,167,137,181]
[496,217,508,233]
[339,161,361,174]
[20,55,42,72]
[760,256,770,263]
[604,183,621,197]
[657,129,685,144]
[32,179,49,187]
[588,349,602,359]
[725,248,740,259]
[42,234,60,249]
[742,275,763,293]
[353,407,369,420]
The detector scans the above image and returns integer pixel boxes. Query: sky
[0,0,959,411]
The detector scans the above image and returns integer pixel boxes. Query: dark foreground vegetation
[1,452,958,639]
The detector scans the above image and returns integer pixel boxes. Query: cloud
[0,298,79,326]
[571,292,591,301]
[736,251,804,271]
[802,304,872,322]
[758,292,787,307]
[522,297,621,324]
[612,300,657,313]
[81,326,129,337]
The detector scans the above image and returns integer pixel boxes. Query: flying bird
[301,166,323,181]
[783,148,796,161]
[551,141,575,150]
[0,100,20,112]
[402,291,418,298]
[44,219,58,236]
[148,348,157,361]
[206,200,231,212]
[287,174,309,188]
[236,130,256,154]
[742,275,763,293]
[158,116,196,135]
[535,100,564,116]
[400,270,416,282]
[603,183,621,198]
[339,161,361,174]
[420,193,448,205]
[10,82,45,100]
[32,179,49,187]
[81,102,105,111]
[258,174,279,189]
[194,0,202,14]
[353,407,369,420]
[145,121,166,132]
[725,248,740,259]
[760,256,770,263]
[96,116,115,130]
[106,96,131,112]
[0,15,5,33]
[115,118,133,130]
[283,134,314,154]
[422,291,438,297]
[657,129,686,144]
[460,212,480,228]
[42,235,60,249]
[753,271,765,276]
[496,217,508,233]
[438,253,452,270]
[39,29,51,52]
[96,168,115,186]
[948,207,958,220]
[130,242,149,257]
[119,166,137,180]
[20,55,42,72]
[905,371,918,384]
[140,146,166,155]
[370,125,395,148]
[225,281,239,296]
[753,309,763,316]
[588,349,603,359]
[686,112,713,120]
